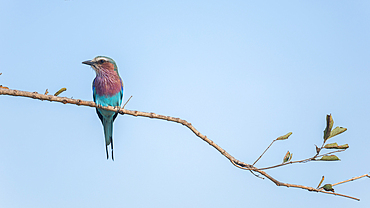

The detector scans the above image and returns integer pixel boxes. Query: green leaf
[322,184,334,192]
[328,126,347,139]
[320,155,340,161]
[323,114,334,142]
[324,143,349,149]
[283,151,292,163]
[276,132,293,141]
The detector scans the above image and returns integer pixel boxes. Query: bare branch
[0,87,367,201]
[0,88,236,161]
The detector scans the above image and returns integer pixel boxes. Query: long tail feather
[105,145,109,159]
[111,137,114,161]
[103,119,114,160]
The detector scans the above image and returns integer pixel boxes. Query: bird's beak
[82,60,94,66]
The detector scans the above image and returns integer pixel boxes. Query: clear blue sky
[1,1,369,207]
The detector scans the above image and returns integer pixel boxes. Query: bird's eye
[99,60,105,64]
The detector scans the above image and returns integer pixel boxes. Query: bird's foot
[115,106,121,114]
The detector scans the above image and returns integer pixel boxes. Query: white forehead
[92,57,110,62]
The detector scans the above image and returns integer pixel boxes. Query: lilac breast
[94,74,122,97]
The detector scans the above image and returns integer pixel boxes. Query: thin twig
[258,149,347,170]
[122,95,132,108]
[316,149,346,158]
[317,176,325,189]
[332,174,370,187]
[253,139,276,165]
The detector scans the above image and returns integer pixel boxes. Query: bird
[82,56,124,160]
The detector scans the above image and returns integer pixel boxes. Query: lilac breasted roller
[82,56,124,160]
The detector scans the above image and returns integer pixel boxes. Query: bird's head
[82,56,119,75]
